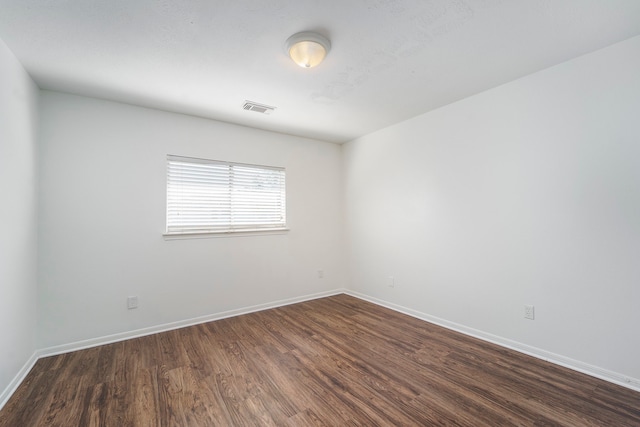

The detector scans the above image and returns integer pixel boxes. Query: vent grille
[243,101,276,115]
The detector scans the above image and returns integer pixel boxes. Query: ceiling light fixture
[285,31,331,68]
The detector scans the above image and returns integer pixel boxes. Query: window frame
[165,155,288,238]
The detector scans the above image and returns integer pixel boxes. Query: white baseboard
[0,351,39,411]
[38,288,348,358]
[345,290,640,393]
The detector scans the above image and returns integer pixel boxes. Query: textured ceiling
[1,0,640,143]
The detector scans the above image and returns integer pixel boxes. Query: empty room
[1,0,639,425]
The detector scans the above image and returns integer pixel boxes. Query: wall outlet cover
[127,296,139,310]
[524,305,535,320]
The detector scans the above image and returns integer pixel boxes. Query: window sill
[163,228,290,240]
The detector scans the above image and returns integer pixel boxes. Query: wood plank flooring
[1,294,639,426]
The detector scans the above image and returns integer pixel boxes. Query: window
[166,155,286,235]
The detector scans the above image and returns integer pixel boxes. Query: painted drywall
[37,92,344,348]
[343,36,640,381]
[0,40,39,398]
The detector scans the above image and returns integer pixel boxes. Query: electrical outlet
[524,305,534,320]
[387,276,395,288]
[127,296,138,310]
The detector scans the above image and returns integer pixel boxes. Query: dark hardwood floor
[1,294,639,426]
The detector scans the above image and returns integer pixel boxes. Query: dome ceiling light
[285,31,331,68]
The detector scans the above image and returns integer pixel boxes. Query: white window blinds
[167,155,286,234]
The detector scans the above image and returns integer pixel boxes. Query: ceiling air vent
[243,101,276,115]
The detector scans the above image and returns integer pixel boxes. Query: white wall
[0,40,39,398]
[37,92,344,348]
[343,36,640,383]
